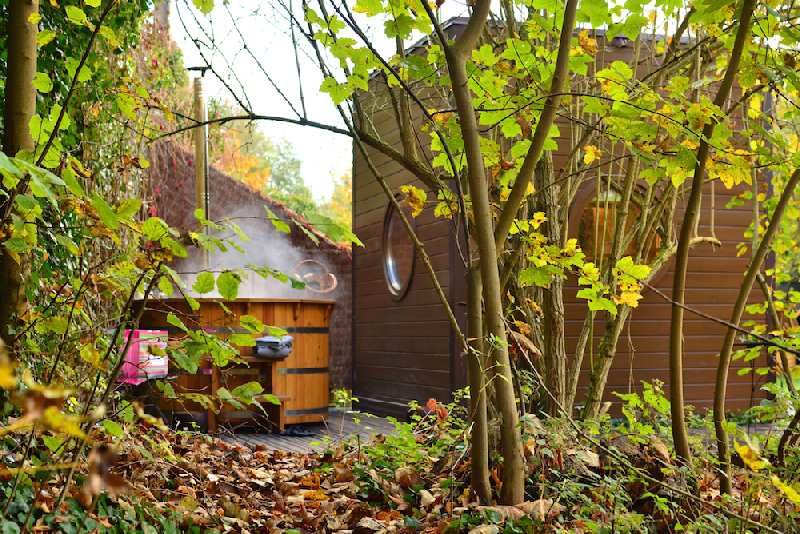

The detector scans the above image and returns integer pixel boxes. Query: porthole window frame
[382,197,416,300]
[568,183,672,290]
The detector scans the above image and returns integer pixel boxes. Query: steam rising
[171,208,340,302]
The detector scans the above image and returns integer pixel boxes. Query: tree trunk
[714,168,800,494]
[533,152,566,416]
[445,47,524,505]
[0,0,39,346]
[581,308,631,418]
[466,266,491,503]
[669,0,757,462]
[436,0,524,503]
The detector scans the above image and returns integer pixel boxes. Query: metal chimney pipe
[193,75,209,269]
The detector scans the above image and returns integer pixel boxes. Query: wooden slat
[220,408,400,455]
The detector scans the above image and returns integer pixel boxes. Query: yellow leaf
[400,185,427,218]
[578,30,598,55]
[513,320,531,336]
[526,182,535,197]
[0,358,17,390]
[28,12,41,24]
[583,145,601,165]
[681,138,699,150]
[49,0,59,6]
[772,475,800,504]
[613,291,643,308]
[734,442,766,471]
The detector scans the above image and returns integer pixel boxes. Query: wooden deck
[217,407,399,455]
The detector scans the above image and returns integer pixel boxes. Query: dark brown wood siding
[564,180,769,414]
[353,80,465,418]
[353,35,771,417]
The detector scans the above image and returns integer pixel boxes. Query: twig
[641,279,800,359]
[37,1,118,166]
[150,113,351,141]
[519,349,785,534]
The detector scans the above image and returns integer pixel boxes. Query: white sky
[168,0,474,200]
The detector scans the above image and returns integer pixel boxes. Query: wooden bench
[207,357,291,434]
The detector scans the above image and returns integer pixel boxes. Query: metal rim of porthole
[381,197,416,301]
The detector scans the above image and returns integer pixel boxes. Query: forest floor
[6,406,800,533]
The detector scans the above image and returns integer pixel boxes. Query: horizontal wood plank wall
[353,80,459,418]
[353,36,769,418]
[563,179,769,415]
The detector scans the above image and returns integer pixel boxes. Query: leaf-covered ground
[8,409,799,534]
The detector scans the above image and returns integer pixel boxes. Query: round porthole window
[382,201,415,299]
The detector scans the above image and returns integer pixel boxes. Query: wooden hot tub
[138,297,332,431]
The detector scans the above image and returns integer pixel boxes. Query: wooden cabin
[352,21,771,419]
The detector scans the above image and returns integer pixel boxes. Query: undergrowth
[326,382,800,533]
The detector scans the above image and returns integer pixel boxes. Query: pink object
[119,330,169,385]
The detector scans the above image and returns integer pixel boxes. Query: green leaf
[36,30,56,47]
[34,72,52,93]
[519,267,552,288]
[296,223,319,245]
[352,0,382,15]
[92,193,119,230]
[472,44,499,66]
[304,213,362,246]
[193,272,215,294]
[167,313,188,332]
[119,401,135,422]
[266,325,288,336]
[55,234,79,255]
[14,194,37,212]
[65,57,92,83]
[4,238,30,254]
[141,217,169,240]
[156,380,176,399]
[216,386,233,400]
[102,420,124,437]
[158,276,174,297]
[578,0,610,26]
[160,236,188,258]
[265,206,290,233]
[30,171,58,206]
[116,93,137,120]
[231,381,264,402]
[240,315,265,334]
[115,199,141,219]
[185,295,200,311]
[228,334,256,347]
[216,271,239,301]
[41,317,68,334]
[224,219,249,242]
[0,153,22,178]
[65,5,94,29]
[261,393,281,405]
[170,350,197,375]
[61,165,86,198]
[85,0,101,7]
[98,25,121,46]
[192,0,214,14]
[41,435,64,453]
[1,519,22,534]
[319,77,351,105]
